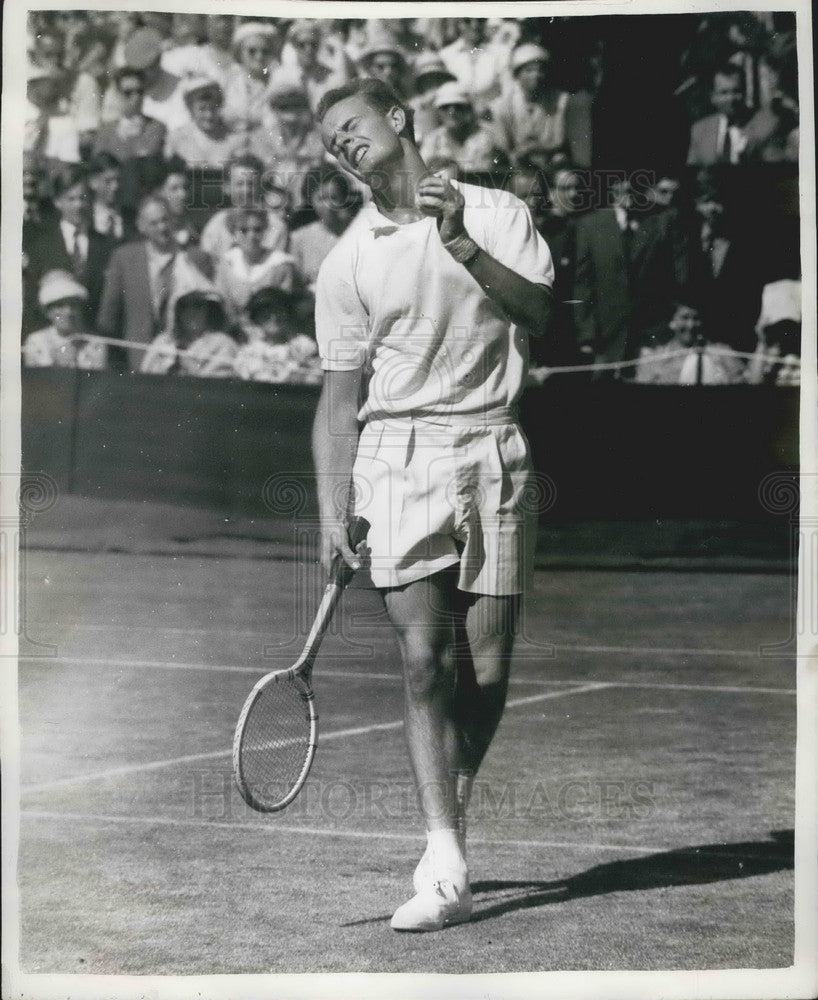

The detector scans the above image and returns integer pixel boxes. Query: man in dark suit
[574,177,687,374]
[23,164,116,336]
[96,195,182,372]
[687,65,785,166]
[687,174,765,353]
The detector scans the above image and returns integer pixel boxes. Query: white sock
[426,828,468,886]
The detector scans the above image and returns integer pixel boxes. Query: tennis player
[312,78,553,931]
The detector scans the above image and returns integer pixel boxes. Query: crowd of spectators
[22,12,802,387]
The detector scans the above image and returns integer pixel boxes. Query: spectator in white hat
[439,17,511,115]
[489,44,571,163]
[409,52,457,143]
[745,279,802,386]
[24,270,106,369]
[165,76,244,168]
[223,21,281,135]
[25,64,81,173]
[419,82,509,173]
[358,40,410,97]
[161,13,235,85]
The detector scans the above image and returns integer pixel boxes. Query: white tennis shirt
[315,180,554,421]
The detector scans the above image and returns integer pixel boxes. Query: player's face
[320,95,404,182]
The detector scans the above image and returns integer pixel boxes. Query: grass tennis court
[16,547,795,974]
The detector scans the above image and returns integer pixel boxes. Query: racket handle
[329,516,370,589]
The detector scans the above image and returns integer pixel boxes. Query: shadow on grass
[341,829,793,928]
[468,828,794,924]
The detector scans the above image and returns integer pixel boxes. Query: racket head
[232,663,318,813]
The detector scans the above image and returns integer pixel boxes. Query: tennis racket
[232,516,370,813]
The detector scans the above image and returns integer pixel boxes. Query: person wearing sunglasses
[92,68,167,212]
[214,206,298,331]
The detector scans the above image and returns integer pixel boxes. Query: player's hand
[415,173,467,243]
[320,520,368,578]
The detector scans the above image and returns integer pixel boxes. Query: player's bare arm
[312,366,367,575]
[415,173,552,335]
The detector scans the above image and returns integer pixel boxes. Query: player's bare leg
[382,569,473,929]
[413,590,520,889]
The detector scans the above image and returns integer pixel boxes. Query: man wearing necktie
[89,153,127,241]
[575,177,686,373]
[22,164,116,336]
[687,66,749,166]
[97,195,186,371]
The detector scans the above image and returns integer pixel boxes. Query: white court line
[20,685,606,795]
[552,644,769,658]
[17,655,796,696]
[18,809,785,863]
[17,808,668,855]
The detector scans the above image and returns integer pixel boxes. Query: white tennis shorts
[352,410,537,595]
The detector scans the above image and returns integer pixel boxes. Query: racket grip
[329,516,370,589]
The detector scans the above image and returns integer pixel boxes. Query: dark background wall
[22,370,799,523]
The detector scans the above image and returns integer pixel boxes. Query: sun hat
[510,43,550,73]
[180,75,224,104]
[413,52,456,82]
[756,279,802,330]
[434,82,472,108]
[233,21,279,49]
[38,270,88,309]
[359,40,407,66]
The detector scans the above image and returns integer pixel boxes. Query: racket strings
[237,673,314,809]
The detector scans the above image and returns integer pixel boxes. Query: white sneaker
[390,878,472,932]
[413,836,467,894]
[413,845,432,894]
